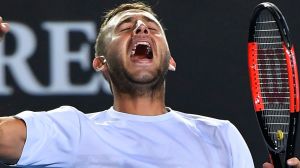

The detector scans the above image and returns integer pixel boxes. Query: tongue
[131,54,148,61]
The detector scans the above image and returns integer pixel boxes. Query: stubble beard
[108,52,170,98]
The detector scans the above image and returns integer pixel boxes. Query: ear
[168,56,176,71]
[93,55,107,72]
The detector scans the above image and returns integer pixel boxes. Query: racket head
[249,2,292,49]
[248,2,299,166]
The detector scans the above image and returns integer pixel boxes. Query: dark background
[0,0,300,167]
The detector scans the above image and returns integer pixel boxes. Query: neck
[113,87,166,116]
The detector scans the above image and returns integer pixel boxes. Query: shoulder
[47,105,86,119]
[172,110,240,144]
[17,105,83,117]
[48,105,80,112]
[15,106,88,127]
[15,106,86,167]
[173,110,231,128]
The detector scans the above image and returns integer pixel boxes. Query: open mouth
[130,42,153,61]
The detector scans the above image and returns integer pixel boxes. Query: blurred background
[0,0,299,167]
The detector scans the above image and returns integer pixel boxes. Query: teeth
[146,46,151,55]
[131,41,151,56]
[136,41,150,46]
[133,42,150,50]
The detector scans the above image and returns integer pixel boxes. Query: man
[0,2,299,168]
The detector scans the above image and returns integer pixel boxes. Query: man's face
[101,9,171,95]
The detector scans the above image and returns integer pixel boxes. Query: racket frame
[248,2,299,168]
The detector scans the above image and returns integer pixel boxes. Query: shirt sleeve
[15,106,82,167]
[224,122,255,168]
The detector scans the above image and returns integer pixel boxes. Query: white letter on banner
[0,22,46,95]
[42,22,110,95]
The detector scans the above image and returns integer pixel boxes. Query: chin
[129,72,157,84]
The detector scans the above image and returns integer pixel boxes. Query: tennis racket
[248,2,299,168]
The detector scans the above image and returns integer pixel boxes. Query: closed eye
[148,27,157,31]
[120,27,132,32]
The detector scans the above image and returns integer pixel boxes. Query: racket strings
[254,9,290,150]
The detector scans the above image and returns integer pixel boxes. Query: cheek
[157,39,170,57]
[106,39,129,69]
[106,37,126,56]
[155,35,170,50]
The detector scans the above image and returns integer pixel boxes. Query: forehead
[105,9,162,29]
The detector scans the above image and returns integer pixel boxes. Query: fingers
[262,162,274,168]
[263,158,300,168]
[287,157,300,168]
[0,16,10,34]
[0,16,9,41]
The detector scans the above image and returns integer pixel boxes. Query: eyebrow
[116,15,160,28]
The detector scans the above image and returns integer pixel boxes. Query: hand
[0,17,10,41]
[263,157,300,168]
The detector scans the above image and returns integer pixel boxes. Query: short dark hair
[95,2,157,56]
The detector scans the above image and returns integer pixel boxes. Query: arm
[263,157,300,168]
[0,17,26,165]
[0,117,26,165]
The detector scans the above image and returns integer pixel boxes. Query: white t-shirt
[15,106,254,168]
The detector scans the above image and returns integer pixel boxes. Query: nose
[133,20,149,35]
